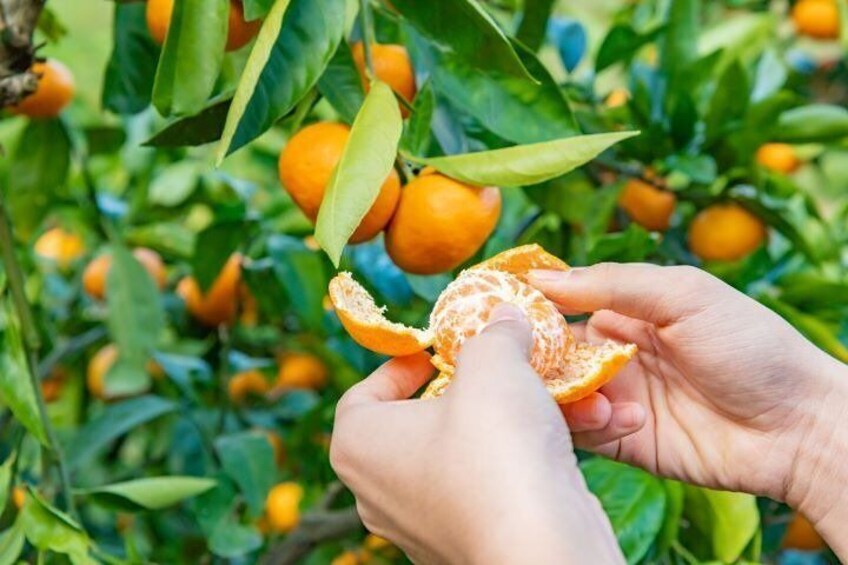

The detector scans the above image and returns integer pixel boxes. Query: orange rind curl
[328,245,637,403]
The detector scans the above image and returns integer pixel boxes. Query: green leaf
[216,0,346,161]
[661,0,700,88]
[758,295,848,363]
[0,519,25,565]
[656,480,684,554]
[191,219,247,291]
[64,395,177,470]
[243,0,275,20]
[149,161,203,206]
[515,0,556,51]
[582,458,667,564]
[407,131,638,187]
[78,477,216,511]
[125,222,196,258]
[102,3,160,115]
[144,96,232,147]
[0,452,14,512]
[705,59,749,144]
[0,299,48,445]
[597,24,662,72]
[104,242,165,397]
[214,432,276,517]
[588,223,659,263]
[315,81,403,266]
[192,474,262,558]
[266,236,327,331]
[20,490,94,564]
[682,486,759,563]
[152,0,229,116]
[401,80,435,156]
[775,104,848,143]
[427,41,578,144]
[389,0,533,80]
[317,41,366,125]
[6,119,71,239]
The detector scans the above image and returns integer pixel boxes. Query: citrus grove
[0,0,846,563]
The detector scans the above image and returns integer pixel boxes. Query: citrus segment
[328,272,433,356]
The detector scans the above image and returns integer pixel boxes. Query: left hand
[330,303,624,564]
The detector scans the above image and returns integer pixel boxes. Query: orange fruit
[86,344,160,400]
[618,179,677,231]
[331,551,362,565]
[605,88,630,108]
[364,534,392,552]
[275,353,328,390]
[10,60,75,119]
[177,254,242,327]
[756,143,801,174]
[351,43,416,112]
[227,370,270,403]
[34,227,85,268]
[83,247,167,300]
[278,122,401,243]
[146,0,259,51]
[265,482,303,533]
[385,173,502,275]
[792,0,840,39]
[329,245,637,403]
[782,512,825,551]
[11,486,26,510]
[688,203,766,262]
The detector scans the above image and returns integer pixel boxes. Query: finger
[571,402,646,450]
[341,351,434,406]
[560,392,612,432]
[528,263,713,326]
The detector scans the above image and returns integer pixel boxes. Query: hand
[529,263,848,556]
[330,304,624,564]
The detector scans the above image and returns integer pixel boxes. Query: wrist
[786,353,848,557]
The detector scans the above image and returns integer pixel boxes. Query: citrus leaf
[597,24,662,72]
[20,489,93,564]
[315,81,403,266]
[152,0,228,116]
[192,474,263,558]
[582,458,667,564]
[266,235,327,331]
[407,131,638,187]
[0,452,15,512]
[243,0,275,20]
[144,96,232,147]
[78,477,217,511]
[682,486,759,563]
[775,104,848,143]
[515,0,556,51]
[191,219,249,292]
[317,41,366,125]
[214,432,276,517]
[401,80,435,157]
[148,161,203,206]
[661,0,699,90]
[104,241,164,397]
[389,0,533,81]
[64,395,177,470]
[0,299,48,445]
[216,0,345,162]
[102,3,160,115]
[0,518,25,565]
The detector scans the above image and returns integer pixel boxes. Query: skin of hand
[330,303,625,565]
[528,263,848,558]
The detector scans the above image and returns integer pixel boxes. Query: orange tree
[0,0,846,562]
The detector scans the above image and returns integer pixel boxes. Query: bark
[0,0,47,107]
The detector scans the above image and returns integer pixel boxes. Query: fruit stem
[358,0,376,80]
[0,192,77,519]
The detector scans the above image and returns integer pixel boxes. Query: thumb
[451,303,539,394]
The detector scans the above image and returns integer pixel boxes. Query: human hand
[330,304,624,564]
[528,263,848,555]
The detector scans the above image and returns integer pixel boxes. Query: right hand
[528,263,848,542]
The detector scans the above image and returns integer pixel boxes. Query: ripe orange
[177,254,242,327]
[278,122,401,243]
[265,482,303,533]
[227,370,270,403]
[331,551,364,565]
[83,247,167,300]
[10,60,75,119]
[792,0,840,39]
[756,143,801,174]
[34,227,85,268]
[688,203,766,262]
[146,0,260,51]
[605,88,630,108]
[87,344,160,400]
[364,534,393,552]
[783,512,825,551]
[275,353,328,390]
[11,486,26,510]
[329,245,637,403]
[385,173,502,275]
[351,43,416,112]
[618,178,677,231]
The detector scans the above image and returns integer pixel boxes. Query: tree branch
[0,0,47,107]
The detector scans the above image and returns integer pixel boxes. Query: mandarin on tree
[177,254,242,327]
[12,486,26,510]
[782,512,825,551]
[756,143,801,174]
[275,352,328,390]
[688,203,767,262]
[605,88,630,108]
[618,178,677,231]
[351,42,417,111]
[228,370,270,403]
[385,172,501,275]
[34,227,85,268]
[83,247,167,300]
[278,122,401,243]
[146,0,259,51]
[11,60,75,118]
[265,482,304,533]
[791,0,840,39]
[87,344,160,400]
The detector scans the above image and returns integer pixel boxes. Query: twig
[37,326,107,380]
[358,0,376,80]
[261,506,363,565]
[594,157,666,190]
[0,191,77,518]
[0,0,47,107]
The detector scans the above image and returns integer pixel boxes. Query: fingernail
[529,268,582,284]
[485,302,525,326]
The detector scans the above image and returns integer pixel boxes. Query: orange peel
[328,245,636,403]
